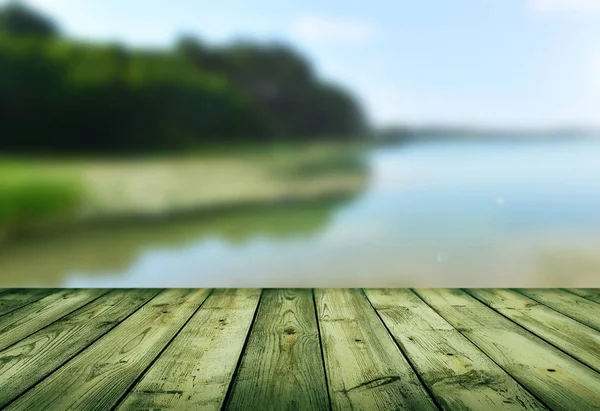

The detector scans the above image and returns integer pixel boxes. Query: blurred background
[1,0,599,287]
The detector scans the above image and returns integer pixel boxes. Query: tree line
[0,3,368,153]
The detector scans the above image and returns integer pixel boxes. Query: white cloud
[529,0,600,12]
[291,16,376,44]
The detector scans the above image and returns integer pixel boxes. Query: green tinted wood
[516,289,600,332]
[467,289,600,373]
[365,288,546,410]
[0,288,109,351]
[2,288,599,410]
[315,288,438,411]
[415,288,600,411]
[564,289,600,303]
[118,288,261,411]
[226,289,329,411]
[0,289,56,317]
[0,288,160,407]
[6,289,212,411]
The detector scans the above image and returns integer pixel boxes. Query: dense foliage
[0,4,367,153]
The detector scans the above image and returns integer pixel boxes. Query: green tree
[0,2,58,37]
[178,38,367,139]
[0,4,368,154]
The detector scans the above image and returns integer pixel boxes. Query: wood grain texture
[0,288,109,351]
[226,289,329,411]
[467,289,600,373]
[415,288,600,411]
[2,288,599,410]
[117,288,261,411]
[5,288,212,411]
[0,288,159,407]
[516,289,600,332]
[315,288,438,411]
[364,288,546,411]
[0,289,56,317]
[564,289,600,303]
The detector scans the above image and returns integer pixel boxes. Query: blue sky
[8,0,600,127]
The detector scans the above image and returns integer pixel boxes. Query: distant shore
[0,143,370,244]
[373,127,599,145]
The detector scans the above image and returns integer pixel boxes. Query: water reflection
[2,139,600,288]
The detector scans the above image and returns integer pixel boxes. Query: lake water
[2,138,600,287]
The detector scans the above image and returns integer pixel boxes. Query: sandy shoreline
[1,144,370,244]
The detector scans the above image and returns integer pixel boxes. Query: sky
[6,0,600,128]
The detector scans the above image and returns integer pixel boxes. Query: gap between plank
[410,288,554,411]
[312,288,333,411]
[360,288,443,411]
[110,288,216,411]
[3,288,163,409]
[0,289,61,320]
[462,288,600,375]
[220,288,265,411]
[0,289,114,351]
[561,289,600,305]
[512,289,600,333]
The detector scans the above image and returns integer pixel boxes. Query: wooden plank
[415,288,600,411]
[117,288,261,411]
[225,289,329,411]
[0,288,109,351]
[0,288,160,407]
[5,288,212,411]
[0,289,57,317]
[516,289,600,332]
[564,289,600,303]
[315,288,438,411]
[466,289,600,373]
[364,288,546,410]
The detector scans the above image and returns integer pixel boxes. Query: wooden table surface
[0,288,599,410]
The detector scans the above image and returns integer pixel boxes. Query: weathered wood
[2,288,600,410]
[226,289,329,411]
[117,288,261,411]
[0,288,109,351]
[564,289,600,303]
[364,288,546,410]
[466,289,600,374]
[315,288,438,411]
[415,288,600,411]
[0,289,56,317]
[0,288,159,407]
[5,289,212,411]
[516,289,600,332]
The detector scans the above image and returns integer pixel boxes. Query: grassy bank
[0,163,83,236]
[0,142,369,240]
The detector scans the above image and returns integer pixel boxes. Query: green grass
[0,174,84,230]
